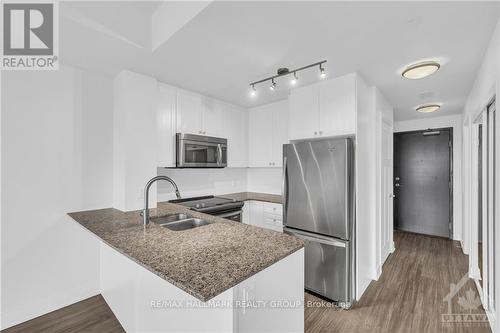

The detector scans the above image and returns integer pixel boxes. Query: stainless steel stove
[169,196,244,222]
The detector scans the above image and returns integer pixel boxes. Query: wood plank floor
[2,231,489,333]
[305,231,490,333]
[1,295,124,333]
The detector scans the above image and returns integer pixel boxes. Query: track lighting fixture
[248,60,326,98]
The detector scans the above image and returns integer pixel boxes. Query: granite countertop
[68,200,302,302]
[219,192,283,204]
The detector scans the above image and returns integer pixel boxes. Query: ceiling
[60,1,500,121]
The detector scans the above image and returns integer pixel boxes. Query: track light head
[270,79,276,91]
[291,72,298,85]
[319,64,326,78]
[250,84,256,97]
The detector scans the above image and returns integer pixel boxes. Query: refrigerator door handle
[282,156,288,224]
[345,139,351,239]
[284,227,346,248]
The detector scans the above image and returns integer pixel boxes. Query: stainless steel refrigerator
[283,138,355,309]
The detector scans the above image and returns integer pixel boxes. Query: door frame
[376,114,394,278]
[471,97,497,318]
[393,127,454,238]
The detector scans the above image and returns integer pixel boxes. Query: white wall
[461,17,500,332]
[246,168,282,195]
[355,74,378,298]
[394,114,463,242]
[113,71,159,212]
[157,167,247,201]
[1,66,113,329]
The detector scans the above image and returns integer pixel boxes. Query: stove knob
[195,204,201,209]
[201,203,206,208]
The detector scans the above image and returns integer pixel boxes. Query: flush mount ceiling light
[249,60,326,97]
[416,104,440,113]
[402,61,440,79]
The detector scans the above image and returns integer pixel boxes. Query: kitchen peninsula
[69,200,304,333]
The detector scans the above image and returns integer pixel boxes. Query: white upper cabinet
[176,90,223,136]
[202,98,222,137]
[176,90,203,135]
[248,100,288,168]
[289,73,357,140]
[221,104,248,167]
[272,100,289,167]
[289,84,319,140]
[319,74,356,137]
[157,83,177,167]
[248,106,273,167]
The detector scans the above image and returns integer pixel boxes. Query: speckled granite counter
[68,201,302,302]
[219,192,283,204]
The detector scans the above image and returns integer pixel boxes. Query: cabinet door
[319,74,356,137]
[242,202,251,225]
[157,83,177,167]
[202,98,222,137]
[289,84,319,140]
[176,90,203,135]
[248,107,273,167]
[249,201,264,227]
[272,101,289,167]
[222,105,248,167]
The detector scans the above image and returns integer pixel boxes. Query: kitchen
[2,1,500,333]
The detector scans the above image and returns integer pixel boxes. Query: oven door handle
[217,210,242,219]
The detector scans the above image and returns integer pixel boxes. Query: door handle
[282,157,288,224]
[216,144,222,166]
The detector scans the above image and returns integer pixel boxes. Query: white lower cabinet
[243,201,283,232]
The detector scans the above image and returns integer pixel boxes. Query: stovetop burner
[169,195,243,214]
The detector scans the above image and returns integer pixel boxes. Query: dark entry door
[394,129,452,238]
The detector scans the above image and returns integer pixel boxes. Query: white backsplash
[157,167,248,201]
[246,168,282,195]
[156,167,282,201]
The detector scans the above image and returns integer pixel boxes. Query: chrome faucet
[143,176,181,225]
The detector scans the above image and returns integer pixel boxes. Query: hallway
[305,231,490,333]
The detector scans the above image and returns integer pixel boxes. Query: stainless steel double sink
[150,213,212,231]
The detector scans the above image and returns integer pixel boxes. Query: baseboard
[473,277,496,332]
[390,241,395,253]
[469,265,481,280]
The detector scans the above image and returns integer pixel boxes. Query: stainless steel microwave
[176,133,227,168]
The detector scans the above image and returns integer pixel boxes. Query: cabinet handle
[319,131,323,135]
[314,131,317,135]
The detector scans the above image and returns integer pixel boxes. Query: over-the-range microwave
[176,133,227,168]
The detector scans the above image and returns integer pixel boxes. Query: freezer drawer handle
[284,228,346,248]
